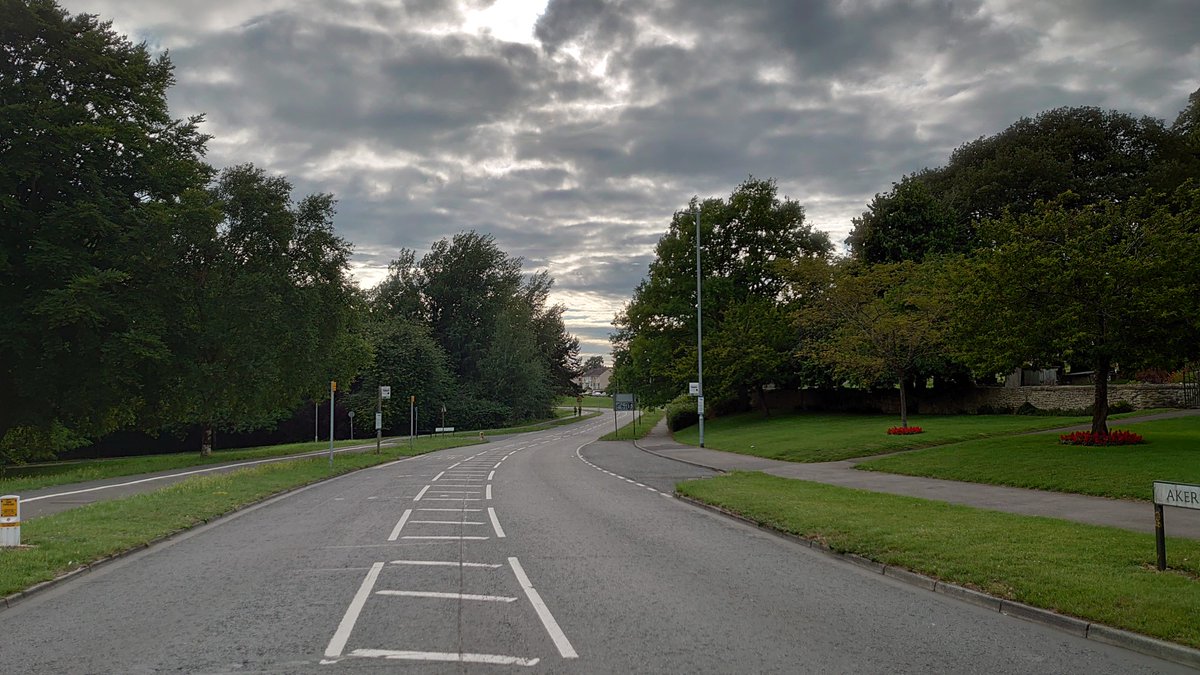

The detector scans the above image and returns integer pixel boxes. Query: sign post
[1152,481,1200,570]
[0,495,19,547]
[348,410,355,440]
[328,381,336,468]
[410,395,416,450]
[377,385,391,454]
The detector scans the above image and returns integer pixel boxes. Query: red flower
[887,426,923,435]
[1058,430,1144,446]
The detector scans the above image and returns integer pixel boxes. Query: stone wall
[759,383,1196,415]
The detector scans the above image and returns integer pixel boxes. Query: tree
[846,174,962,263]
[950,187,1200,434]
[348,316,453,438]
[151,165,368,454]
[582,355,605,371]
[611,178,832,408]
[797,260,951,428]
[0,0,211,458]
[706,298,797,416]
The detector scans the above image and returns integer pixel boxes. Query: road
[0,412,1186,673]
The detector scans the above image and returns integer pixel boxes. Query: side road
[636,417,1200,539]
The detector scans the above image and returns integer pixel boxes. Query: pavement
[635,412,1200,540]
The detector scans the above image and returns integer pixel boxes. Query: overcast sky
[68,0,1198,361]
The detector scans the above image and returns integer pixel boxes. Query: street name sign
[688,382,699,396]
[380,385,391,399]
[1151,480,1200,570]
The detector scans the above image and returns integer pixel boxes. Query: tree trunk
[758,383,771,418]
[201,425,213,456]
[898,378,909,428]
[1092,357,1110,435]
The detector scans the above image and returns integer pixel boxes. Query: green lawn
[556,395,612,409]
[679,472,1200,649]
[0,437,393,494]
[858,416,1200,501]
[670,411,1107,463]
[0,435,480,598]
[599,408,666,441]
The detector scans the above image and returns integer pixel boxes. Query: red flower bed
[887,426,923,435]
[1059,430,1144,446]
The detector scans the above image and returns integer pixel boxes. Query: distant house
[575,366,611,393]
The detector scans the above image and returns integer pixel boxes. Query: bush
[665,394,699,432]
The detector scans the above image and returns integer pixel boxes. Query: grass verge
[669,411,1157,463]
[858,415,1200,501]
[598,408,665,441]
[0,437,395,494]
[556,395,612,409]
[678,472,1200,648]
[0,435,479,599]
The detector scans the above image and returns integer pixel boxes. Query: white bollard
[0,495,19,547]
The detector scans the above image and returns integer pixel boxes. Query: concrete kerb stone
[673,492,1200,670]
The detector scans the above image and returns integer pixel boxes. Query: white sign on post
[375,412,383,430]
[1154,481,1200,509]
[688,382,700,396]
[380,385,391,399]
[697,396,705,415]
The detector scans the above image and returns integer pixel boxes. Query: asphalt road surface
[1,412,1187,673]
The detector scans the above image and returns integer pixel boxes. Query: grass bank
[0,437,394,494]
[671,411,1106,463]
[598,408,665,441]
[858,415,1200,501]
[0,435,479,599]
[556,395,612,409]
[678,472,1200,648]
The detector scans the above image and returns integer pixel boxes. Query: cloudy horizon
[65,0,1198,361]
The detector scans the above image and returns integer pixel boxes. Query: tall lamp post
[695,205,705,448]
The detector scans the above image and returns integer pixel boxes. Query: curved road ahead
[1,413,1185,672]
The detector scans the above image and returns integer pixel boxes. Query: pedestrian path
[635,417,1200,540]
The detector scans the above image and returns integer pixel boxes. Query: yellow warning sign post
[0,495,20,547]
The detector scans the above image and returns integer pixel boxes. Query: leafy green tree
[846,174,962,263]
[348,316,453,438]
[152,165,368,454]
[582,355,605,371]
[611,178,831,408]
[0,0,211,458]
[797,260,951,428]
[950,187,1200,434]
[706,298,796,416]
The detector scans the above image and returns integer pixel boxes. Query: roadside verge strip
[674,492,1200,670]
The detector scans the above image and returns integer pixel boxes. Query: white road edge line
[347,648,538,666]
[486,485,493,500]
[487,507,506,538]
[387,509,413,541]
[508,557,578,659]
[431,471,445,481]
[413,485,430,501]
[487,470,495,480]
[323,561,384,658]
[402,535,489,540]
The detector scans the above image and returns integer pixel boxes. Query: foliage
[846,175,963,263]
[366,232,578,427]
[949,187,1200,434]
[796,259,951,427]
[148,165,369,453]
[611,178,831,408]
[1059,430,1144,446]
[665,394,699,432]
[582,355,605,371]
[0,0,211,449]
[886,426,923,435]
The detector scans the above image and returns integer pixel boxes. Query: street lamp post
[695,205,705,448]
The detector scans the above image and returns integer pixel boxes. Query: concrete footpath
[636,416,1200,540]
